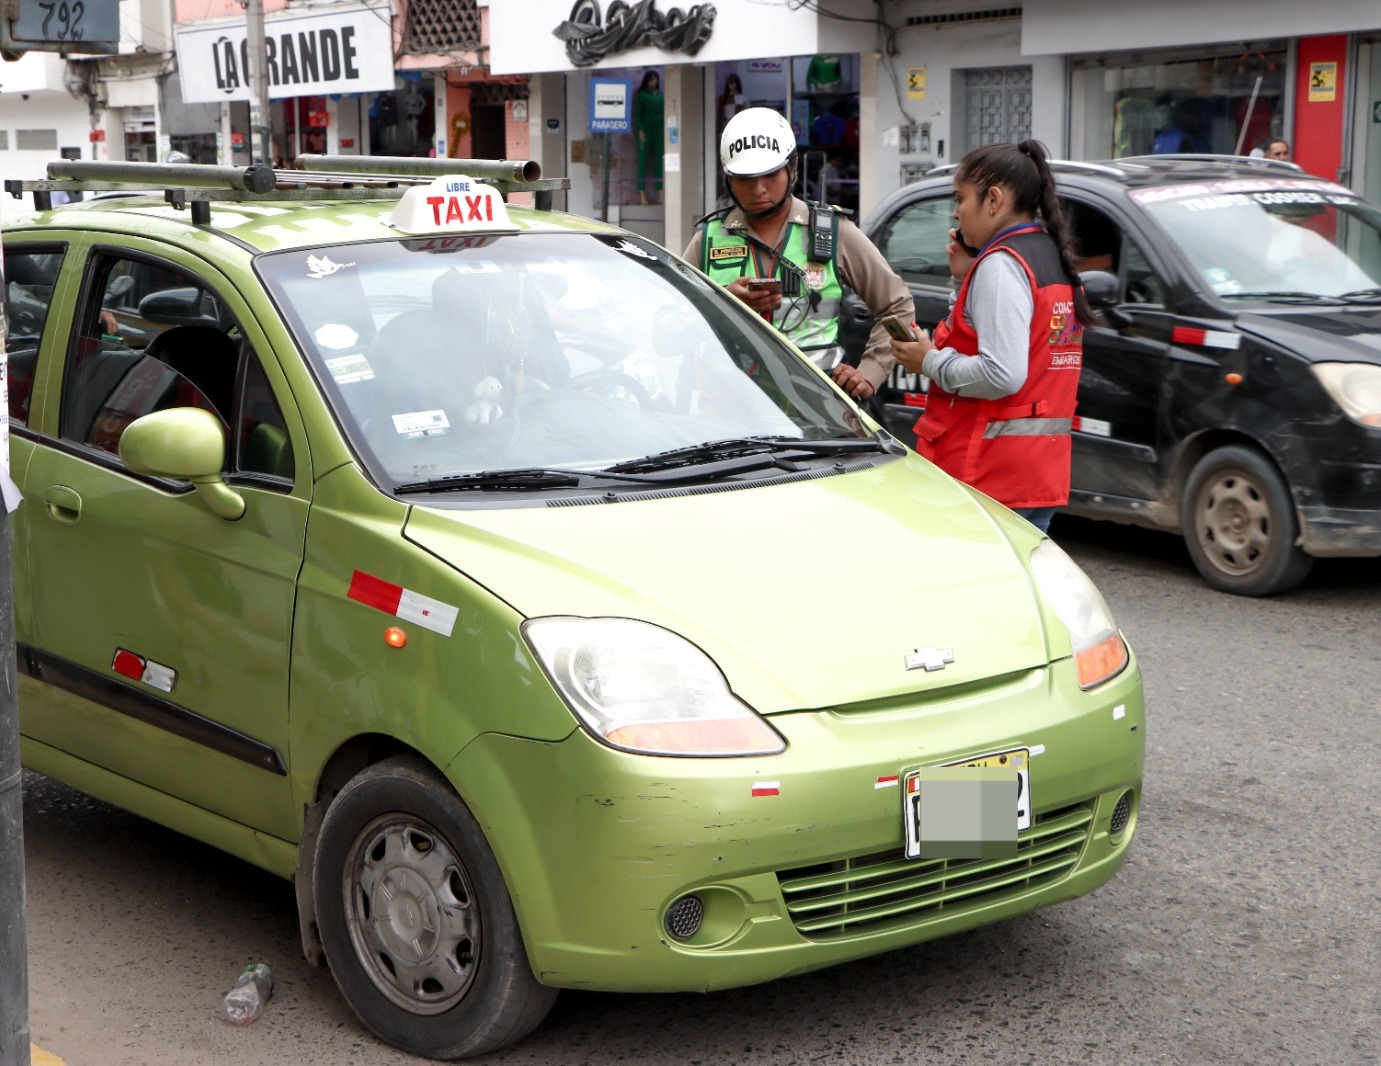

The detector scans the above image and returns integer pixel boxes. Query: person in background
[634,70,665,206]
[685,107,913,403]
[887,141,1098,533]
[1265,138,1290,161]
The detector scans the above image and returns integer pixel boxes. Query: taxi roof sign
[388,175,516,235]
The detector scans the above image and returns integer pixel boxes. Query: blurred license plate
[902,748,1031,859]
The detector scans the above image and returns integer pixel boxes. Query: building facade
[5,1,1381,225]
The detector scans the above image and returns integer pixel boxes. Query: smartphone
[953,228,981,257]
[746,277,782,294]
[879,314,919,341]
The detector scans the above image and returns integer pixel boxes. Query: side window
[60,252,294,484]
[1065,201,1165,306]
[1123,242,1165,305]
[877,199,955,287]
[3,245,65,425]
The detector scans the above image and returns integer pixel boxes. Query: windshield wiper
[1219,290,1348,305]
[393,467,661,494]
[1337,287,1381,304]
[603,434,889,475]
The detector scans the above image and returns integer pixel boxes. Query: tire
[313,756,557,1059]
[1181,445,1314,596]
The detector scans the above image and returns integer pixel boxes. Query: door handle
[43,485,82,524]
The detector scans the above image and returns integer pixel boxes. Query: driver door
[16,241,308,840]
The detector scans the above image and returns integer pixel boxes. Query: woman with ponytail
[889,140,1095,532]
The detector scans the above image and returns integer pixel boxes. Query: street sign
[2,0,119,55]
[589,77,633,134]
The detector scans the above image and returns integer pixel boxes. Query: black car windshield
[257,233,861,486]
[1133,180,1381,302]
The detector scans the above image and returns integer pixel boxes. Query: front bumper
[449,655,1144,993]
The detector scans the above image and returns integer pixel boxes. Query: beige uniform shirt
[684,197,913,390]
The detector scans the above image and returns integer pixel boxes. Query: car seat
[143,325,240,421]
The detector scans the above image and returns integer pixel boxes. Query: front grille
[777,804,1092,940]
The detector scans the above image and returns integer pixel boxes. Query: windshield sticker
[315,323,360,350]
[1129,178,1351,206]
[306,253,356,279]
[325,353,374,384]
[392,409,450,438]
[613,238,656,260]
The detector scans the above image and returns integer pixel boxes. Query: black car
[858,154,1381,596]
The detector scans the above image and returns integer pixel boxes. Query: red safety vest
[913,225,1083,509]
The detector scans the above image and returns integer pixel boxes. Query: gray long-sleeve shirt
[921,252,1033,400]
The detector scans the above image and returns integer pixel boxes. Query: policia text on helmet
[685,108,915,404]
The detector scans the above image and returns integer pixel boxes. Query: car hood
[1236,306,1381,363]
[403,456,1052,713]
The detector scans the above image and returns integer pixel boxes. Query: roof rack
[3,155,570,224]
[1113,153,1305,173]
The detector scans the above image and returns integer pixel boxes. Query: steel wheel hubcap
[344,815,480,1014]
[1198,471,1270,574]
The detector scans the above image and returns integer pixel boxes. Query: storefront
[487,0,873,251]
[1069,40,1290,161]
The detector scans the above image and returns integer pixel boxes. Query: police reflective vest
[913,223,1083,509]
[699,210,843,353]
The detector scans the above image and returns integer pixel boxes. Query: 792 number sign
[4,0,118,53]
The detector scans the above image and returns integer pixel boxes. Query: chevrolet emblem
[905,646,954,672]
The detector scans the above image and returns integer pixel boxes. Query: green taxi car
[2,158,1144,1060]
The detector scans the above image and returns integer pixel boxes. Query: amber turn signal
[384,626,408,648]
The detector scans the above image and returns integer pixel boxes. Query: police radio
[810,204,836,262]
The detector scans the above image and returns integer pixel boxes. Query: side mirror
[1079,270,1132,329]
[119,408,245,520]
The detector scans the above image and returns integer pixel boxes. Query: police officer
[684,107,913,401]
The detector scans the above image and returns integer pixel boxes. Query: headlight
[523,617,785,757]
[1029,540,1129,689]
[1311,362,1381,427]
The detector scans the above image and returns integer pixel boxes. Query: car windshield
[257,232,863,488]
[1133,180,1381,302]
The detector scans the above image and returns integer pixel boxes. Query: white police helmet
[720,107,796,179]
[165,150,192,164]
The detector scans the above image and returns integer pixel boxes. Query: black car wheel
[1182,445,1313,596]
[314,756,557,1059]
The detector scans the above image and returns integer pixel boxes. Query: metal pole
[0,253,32,1066]
[1234,76,1264,157]
[243,0,273,165]
[601,133,611,222]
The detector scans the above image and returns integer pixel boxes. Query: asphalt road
[21,517,1381,1066]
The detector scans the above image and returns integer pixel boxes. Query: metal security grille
[777,803,1092,939]
[963,66,1032,152]
[401,0,481,54]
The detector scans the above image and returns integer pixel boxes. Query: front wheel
[1181,445,1313,596]
[314,756,557,1059]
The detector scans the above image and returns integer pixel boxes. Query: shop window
[1074,44,1286,160]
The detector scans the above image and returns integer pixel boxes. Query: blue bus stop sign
[589,77,634,134]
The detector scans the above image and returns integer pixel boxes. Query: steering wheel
[565,368,656,408]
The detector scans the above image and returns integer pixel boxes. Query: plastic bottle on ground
[222,962,274,1025]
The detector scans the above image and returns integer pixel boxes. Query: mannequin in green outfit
[634,70,664,205]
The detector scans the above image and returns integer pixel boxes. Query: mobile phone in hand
[953,229,981,257]
[879,314,919,341]
[746,277,783,294]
